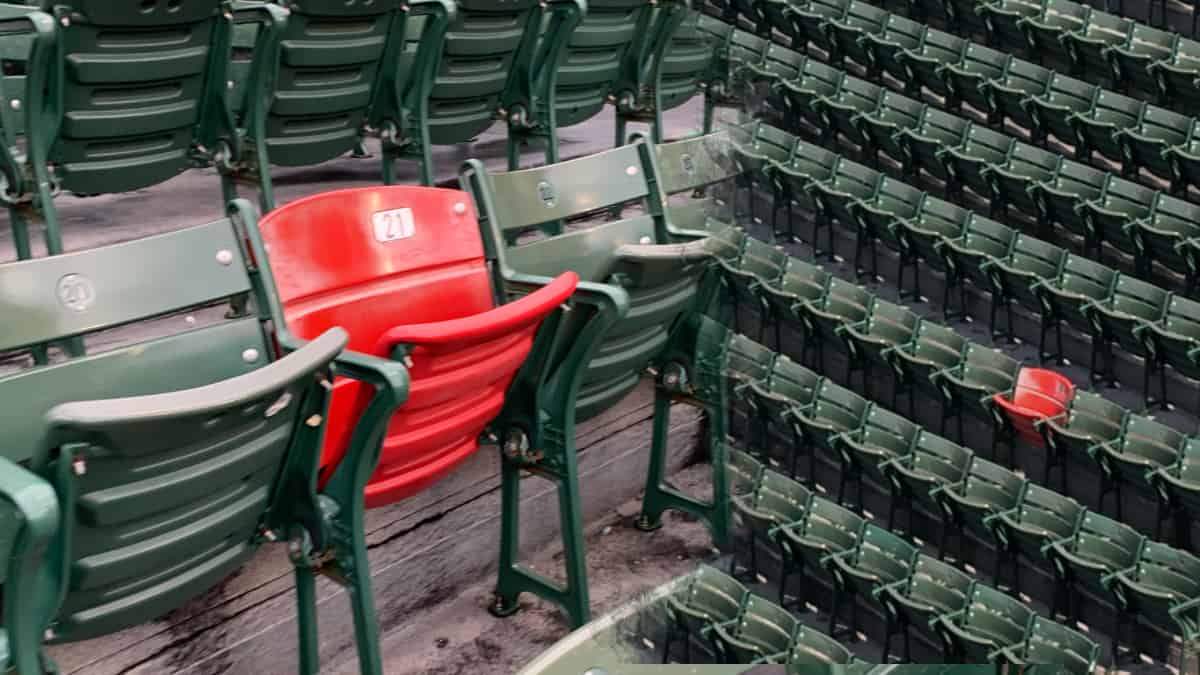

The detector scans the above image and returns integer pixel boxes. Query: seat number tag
[373,208,415,242]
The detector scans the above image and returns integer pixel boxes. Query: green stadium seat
[824,0,891,70]
[711,595,799,663]
[759,0,801,48]
[507,0,652,167]
[793,381,872,499]
[1021,0,1089,72]
[1025,74,1099,151]
[771,141,840,247]
[935,215,1016,324]
[1070,90,1144,167]
[940,45,1009,120]
[0,6,51,261]
[730,121,797,228]
[1113,106,1193,182]
[760,262,833,358]
[1082,274,1168,395]
[729,448,768,500]
[995,616,1100,675]
[890,319,968,413]
[979,59,1052,134]
[1106,542,1200,671]
[940,124,1016,205]
[1143,295,1200,412]
[881,432,974,531]
[1129,194,1200,280]
[876,554,974,662]
[461,142,719,627]
[934,344,1019,446]
[720,234,790,338]
[226,0,418,211]
[9,0,238,258]
[897,29,967,102]
[823,523,918,637]
[1029,161,1107,247]
[616,7,722,144]
[777,497,864,609]
[832,405,921,510]
[987,233,1067,343]
[978,0,1046,52]
[786,0,850,58]
[1152,40,1200,111]
[1040,390,1128,493]
[1029,253,1117,365]
[787,625,856,664]
[1107,24,1180,104]
[848,179,926,284]
[699,22,764,132]
[729,0,773,34]
[651,130,742,233]
[804,277,873,373]
[841,297,921,400]
[746,355,824,480]
[931,583,1034,662]
[891,197,971,303]
[1077,176,1157,261]
[1149,439,1200,541]
[932,456,1025,562]
[733,470,813,582]
[0,202,395,673]
[664,565,750,662]
[987,144,1061,221]
[808,162,882,277]
[1093,413,1183,516]
[1044,511,1144,621]
[856,93,926,168]
[813,77,884,152]
[743,43,810,108]
[895,107,970,186]
[862,15,927,91]
[1061,11,1133,81]
[779,58,847,136]
[986,483,1083,595]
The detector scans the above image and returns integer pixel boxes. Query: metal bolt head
[227,80,235,90]
[72,457,86,476]
[638,236,652,245]
[625,165,639,176]
[453,202,467,215]
[305,414,323,427]
[287,538,303,556]
[59,16,70,27]
[216,249,234,265]
[242,348,260,363]
[9,99,19,111]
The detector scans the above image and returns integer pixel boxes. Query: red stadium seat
[256,186,577,507]
[993,367,1076,449]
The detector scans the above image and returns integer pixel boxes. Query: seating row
[0,130,771,672]
[695,0,1200,206]
[0,1,719,257]
[720,0,1200,101]
[688,313,1191,668]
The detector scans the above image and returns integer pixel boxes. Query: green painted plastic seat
[667,565,751,640]
[1107,24,1180,104]
[813,77,883,150]
[1132,195,1200,280]
[652,130,741,233]
[856,93,925,167]
[793,379,871,463]
[808,163,881,272]
[892,197,970,299]
[1144,296,1200,406]
[979,58,1051,132]
[940,44,1008,116]
[978,0,1045,52]
[760,261,833,337]
[786,0,850,57]
[995,617,1100,675]
[777,496,863,606]
[841,298,921,383]
[943,0,991,38]
[933,456,1026,556]
[875,554,973,662]
[760,0,802,47]
[9,1,236,257]
[1060,10,1132,80]
[860,15,926,88]
[733,470,813,581]
[746,41,809,85]
[729,448,767,500]
[0,202,404,674]
[1029,160,1106,242]
[787,625,855,664]
[771,140,840,223]
[228,0,419,211]
[803,277,872,367]
[1069,90,1143,166]
[1045,511,1144,614]
[1021,0,1089,71]
[824,523,917,636]
[729,121,796,209]
[881,432,973,529]
[1152,40,1200,112]
[1094,413,1183,507]
[986,483,1083,593]
[745,356,823,479]
[897,29,965,102]
[896,107,970,184]
[1040,390,1128,492]
[721,234,790,322]
[989,234,1067,333]
[508,0,652,167]
[849,178,925,264]
[935,344,1019,433]
[940,124,1016,202]
[616,6,722,144]
[1031,254,1117,353]
[711,595,799,663]
[931,584,1034,662]
[1114,106,1192,182]
[988,144,1061,218]
[779,58,846,133]
[936,216,1016,315]
[824,0,890,71]
[890,319,968,404]
[462,142,720,627]
[1150,439,1200,540]
[1083,274,1168,388]
[1026,74,1098,150]
[1077,175,1157,258]
[1107,542,1200,671]
[833,405,921,503]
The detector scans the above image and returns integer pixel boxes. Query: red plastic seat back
[993,367,1076,448]
[258,186,577,506]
